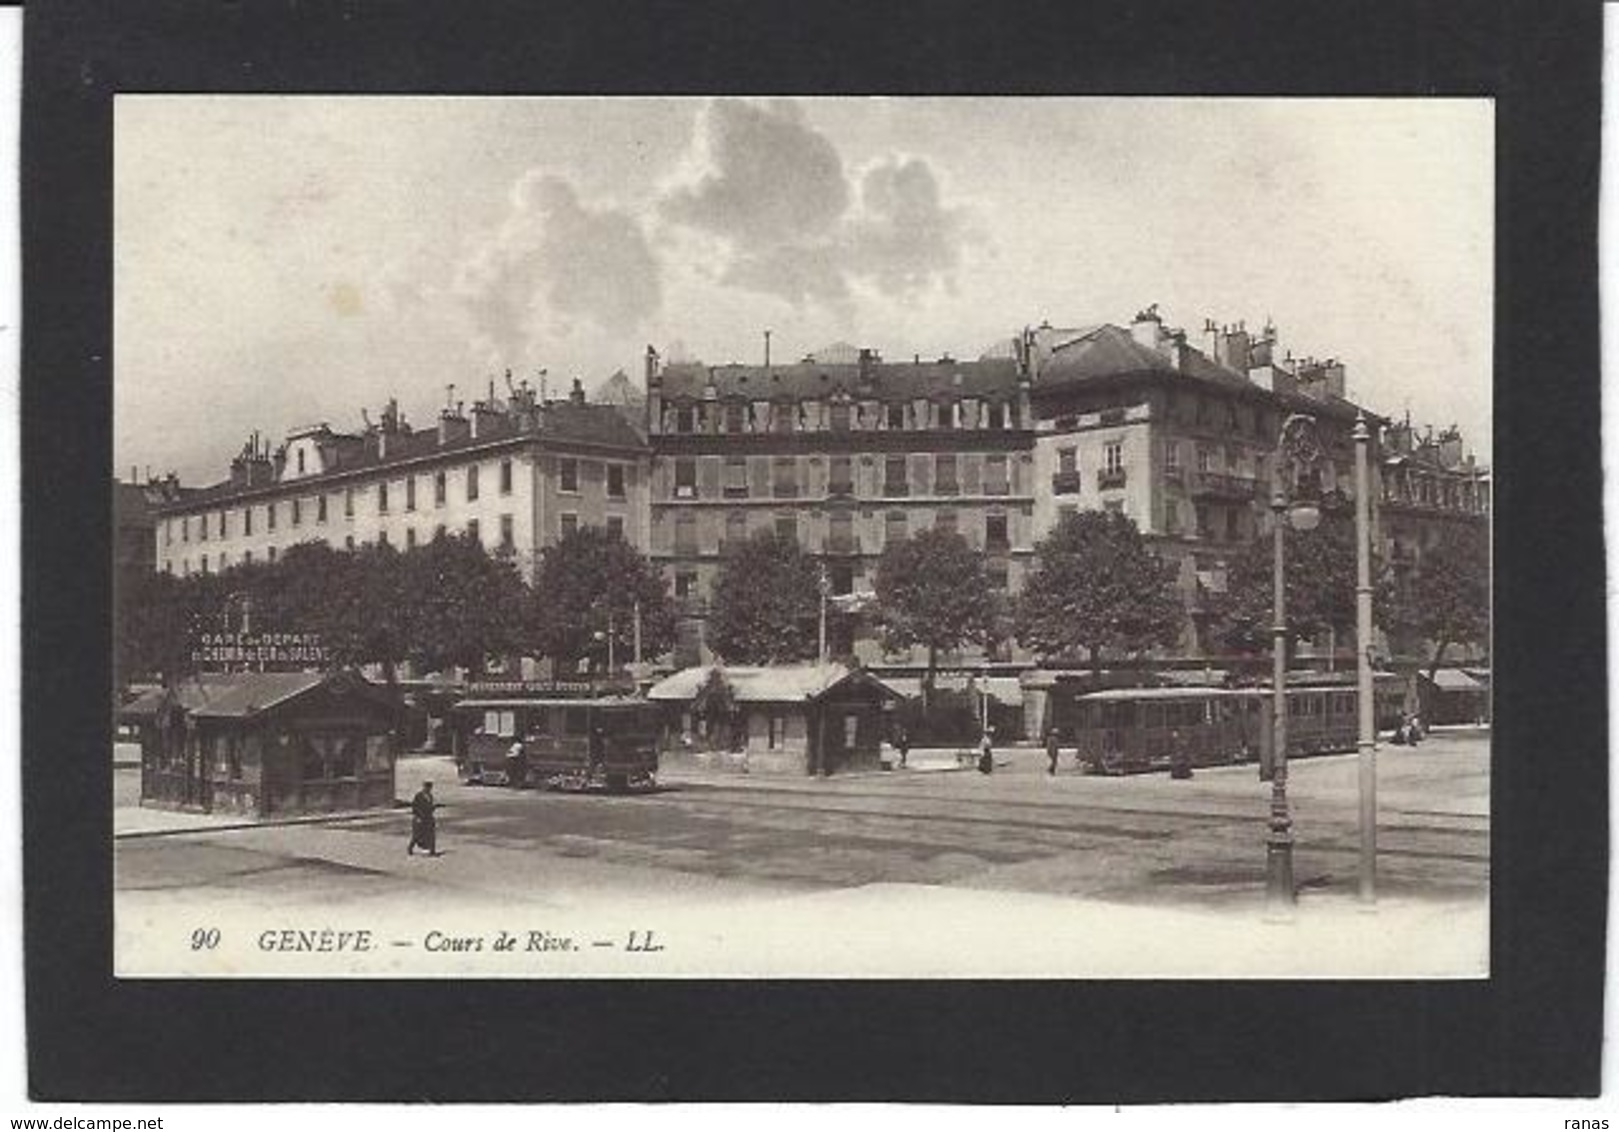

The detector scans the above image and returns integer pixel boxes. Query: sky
[114,96,1493,485]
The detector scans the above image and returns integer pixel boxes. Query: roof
[1033,324,1372,423]
[656,357,1022,404]
[647,664,901,704]
[118,672,394,720]
[1426,668,1488,692]
[879,674,1024,705]
[158,402,647,512]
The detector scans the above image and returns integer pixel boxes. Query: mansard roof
[656,356,1023,404]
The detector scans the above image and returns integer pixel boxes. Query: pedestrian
[408,781,439,857]
[977,727,994,775]
[1170,728,1193,780]
[895,723,910,769]
[506,736,528,789]
[1045,726,1061,776]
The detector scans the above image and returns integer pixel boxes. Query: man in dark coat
[1045,727,1061,776]
[408,781,439,856]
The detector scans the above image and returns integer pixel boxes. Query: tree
[397,532,529,674]
[706,530,821,664]
[1385,524,1490,683]
[530,525,674,673]
[875,527,1001,698]
[1215,504,1395,657]
[1013,510,1183,666]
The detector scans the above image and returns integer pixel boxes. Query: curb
[114,805,409,841]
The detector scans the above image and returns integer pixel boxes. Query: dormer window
[987,402,1007,430]
[886,402,906,430]
[829,402,852,432]
[725,402,747,433]
[674,405,696,434]
[296,448,306,475]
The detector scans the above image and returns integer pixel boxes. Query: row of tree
[117,508,1488,692]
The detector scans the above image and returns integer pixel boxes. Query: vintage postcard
[110,95,1493,979]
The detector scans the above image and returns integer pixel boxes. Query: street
[113,730,1489,977]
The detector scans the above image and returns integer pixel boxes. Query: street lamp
[818,564,830,665]
[1267,413,1323,913]
[1354,412,1377,904]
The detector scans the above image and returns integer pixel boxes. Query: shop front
[119,671,400,817]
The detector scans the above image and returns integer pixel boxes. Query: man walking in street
[1046,726,1061,776]
[408,780,440,856]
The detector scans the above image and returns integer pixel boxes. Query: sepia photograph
[108,94,1495,979]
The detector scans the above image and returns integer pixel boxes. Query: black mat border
[21,0,1606,1103]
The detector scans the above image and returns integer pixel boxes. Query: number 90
[190,928,221,951]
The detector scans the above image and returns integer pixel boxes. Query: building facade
[151,380,650,582]
[645,346,1036,667]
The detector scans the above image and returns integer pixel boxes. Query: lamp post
[1267,413,1323,913]
[1354,412,1377,903]
[818,564,830,665]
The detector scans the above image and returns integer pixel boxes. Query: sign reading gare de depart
[190,631,331,670]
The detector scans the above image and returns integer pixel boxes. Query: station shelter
[649,663,901,776]
[118,670,401,817]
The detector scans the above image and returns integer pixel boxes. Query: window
[501,514,515,549]
[983,454,1009,495]
[379,529,390,546]
[1164,500,1180,534]
[1165,440,1180,470]
[725,402,747,434]
[934,510,958,536]
[201,554,209,574]
[829,561,854,595]
[344,487,354,518]
[887,402,906,430]
[606,515,625,540]
[560,513,578,539]
[268,546,278,563]
[1105,442,1124,474]
[674,570,697,598]
[986,513,1009,550]
[935,454,959,494]
[987,402,1008,430]
[467,518,480,544]
[828,455,853,495]
[723,457,748,498]
[378,482,390,513]
[267,503,277,531]
[200,514,208,542]
[406,476,416,511]
[292,498,302,526]
[467,464,480,501]
[1225,508,1240,542]
[771,456,798,498]
[884,455,909,495]
[829,402,852,431]
[405,527,417,550]
[828,511,854,554]
[674,458,697,499]
[725,511,748,547]
[772,402,796,434]
[317,494,328,523]
[555,458,577,494]
[297,449,305,475]
[434,471,446,506]
[607,464,625,499]
[243,508,253,536]
[345,535,355,551]
[181,517,189,542]
[1058,447,1077,474]
[775,513,797,543]
[938,400,957,430]
[674,405,696,434]
[674,512,697,553]
[885,510,909,546]
[218,511,227,537]
[243,550,253,566]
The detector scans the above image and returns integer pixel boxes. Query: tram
[450,679,662,792]
[1063,675,1406,776]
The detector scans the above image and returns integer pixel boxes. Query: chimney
[438,405,469,446]
[469,400,503,439]
[1130,304,1164,351]
[1202,319,1221,362]
[858,348,878,386]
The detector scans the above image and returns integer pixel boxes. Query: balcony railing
[722,484,749,499]
[1190,471,1261,500]
[827,481,856,499]
[1097,467,1127,490]
[883,482,910,497]
[771,482,800,499]
[1051,470,1082,495]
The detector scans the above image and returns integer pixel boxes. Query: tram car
[1066,675,1406,776]
[450,680,662,792]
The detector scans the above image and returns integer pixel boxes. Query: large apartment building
[150,379,650,582]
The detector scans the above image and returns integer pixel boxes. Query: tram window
[483,710,516,738]
[564,707,589,737]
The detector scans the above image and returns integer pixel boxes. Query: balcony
[1190,471,1261,501]
[771,483,800,500]
[1097,467,1127,490]
[883,482,910,497]
[1051,470,1082,495]
[827,481,857,500]
[722,484,749,499]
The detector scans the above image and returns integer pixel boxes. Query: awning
[875,675,1023,706]
[1429,669,1486,692]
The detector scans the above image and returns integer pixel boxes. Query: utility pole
[1355,412,1378,903]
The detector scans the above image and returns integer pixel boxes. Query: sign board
[465,679,638,699]
[190,631,330,670]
